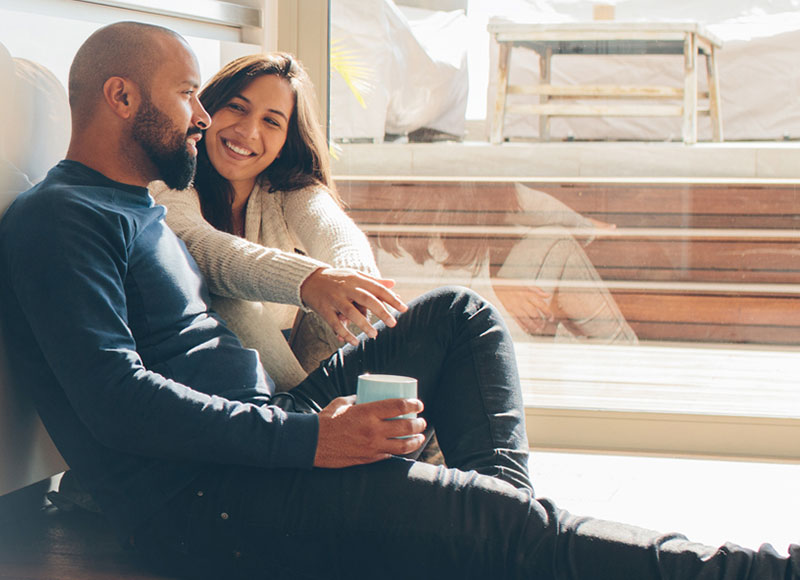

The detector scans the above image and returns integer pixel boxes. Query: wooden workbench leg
[706,46,723,142]
[491,43,511,145]
[682,32,698,144]
[539,47,552,141]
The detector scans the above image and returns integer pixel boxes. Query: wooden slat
[487,21,722,47]
[507,84,685,98]
[340,180,800,223]
[506,103,684,117]
[366,231,800,284]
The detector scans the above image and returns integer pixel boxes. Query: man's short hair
[68,21,183,128]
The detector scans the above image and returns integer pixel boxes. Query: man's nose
[193,100,211,130]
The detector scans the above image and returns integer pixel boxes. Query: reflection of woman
[374,182,637,343]
[153,54,404,391]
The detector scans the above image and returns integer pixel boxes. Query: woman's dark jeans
[133,287,800,580]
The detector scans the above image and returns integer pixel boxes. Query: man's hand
[314,395,426,468]
[300,268,409,346]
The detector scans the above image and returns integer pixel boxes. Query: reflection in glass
[365,181,637,344]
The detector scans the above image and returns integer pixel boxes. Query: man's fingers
[324,395,357,415]
[361,397,424,420]
[382,433,426,456]
[382,417,428,439]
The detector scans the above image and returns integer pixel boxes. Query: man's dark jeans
[133,287,799,580]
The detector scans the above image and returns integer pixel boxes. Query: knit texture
[152,181,379,390]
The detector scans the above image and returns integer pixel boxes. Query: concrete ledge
[332,141,800,179]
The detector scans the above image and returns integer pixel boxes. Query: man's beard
[132,96,198,190]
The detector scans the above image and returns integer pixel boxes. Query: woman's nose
[233,116,258,139]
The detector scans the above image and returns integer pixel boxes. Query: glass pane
[329,0,800,454]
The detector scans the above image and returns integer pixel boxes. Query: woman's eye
[228,103,244,112]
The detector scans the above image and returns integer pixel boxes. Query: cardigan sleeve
[151,181,327,307]
[281,185,380,278]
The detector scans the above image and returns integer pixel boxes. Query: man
[0,21,796,580]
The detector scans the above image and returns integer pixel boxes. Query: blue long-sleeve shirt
[0,160,319,534]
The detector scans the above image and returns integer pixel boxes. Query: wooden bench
[487,20,724,144]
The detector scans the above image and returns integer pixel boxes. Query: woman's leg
[290,285,532,492]
[289,309,341,374]
[495,233,637,343]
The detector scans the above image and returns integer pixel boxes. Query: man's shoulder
[3,173,91,228]
[1,168,152,255]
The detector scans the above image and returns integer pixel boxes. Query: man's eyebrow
[230,93,289,122]
[180,80,201,89]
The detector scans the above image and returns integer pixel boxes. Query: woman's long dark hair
[194,53,338,234]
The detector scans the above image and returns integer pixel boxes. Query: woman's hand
[299,268,408,345]
[491,284,556,335]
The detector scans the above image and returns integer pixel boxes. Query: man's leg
[133,458,800,580]
[290,285,532,491]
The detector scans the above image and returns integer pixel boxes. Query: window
[328,0,800,459]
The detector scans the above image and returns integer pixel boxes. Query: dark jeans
[133,287,799,580]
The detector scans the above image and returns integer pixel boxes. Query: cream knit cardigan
[150,180,380,390]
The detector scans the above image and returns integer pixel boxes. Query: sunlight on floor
[529,450,799,554]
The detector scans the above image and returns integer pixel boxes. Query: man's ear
[102,76,139,120]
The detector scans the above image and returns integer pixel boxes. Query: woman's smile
[221,137,256,158]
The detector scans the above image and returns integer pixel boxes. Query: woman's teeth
[224,140,253,156]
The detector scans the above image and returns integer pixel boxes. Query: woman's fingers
[300,268,409,343]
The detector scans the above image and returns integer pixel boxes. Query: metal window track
[74,0,261,28]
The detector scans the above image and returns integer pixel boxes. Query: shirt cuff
[273,411,319,469]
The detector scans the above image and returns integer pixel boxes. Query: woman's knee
[409,285,491,315]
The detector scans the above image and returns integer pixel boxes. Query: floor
[0,453,797,578]
[515,341,800,460]
[0,479,175,580]
[529,449,800,555]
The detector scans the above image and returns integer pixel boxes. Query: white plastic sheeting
[330,0,469,142]
[485,1,800,141]
[331,0,800,142]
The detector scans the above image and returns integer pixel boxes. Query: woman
[152,53,403,391]
[373,181,638,344]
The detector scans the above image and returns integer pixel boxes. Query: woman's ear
[102,76,138,120]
